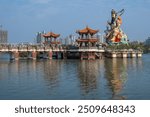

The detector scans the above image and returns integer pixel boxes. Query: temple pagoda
[76,26,99,47]
[75,26,101,60]
[43,32,60,45]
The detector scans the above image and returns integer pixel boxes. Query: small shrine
[43,32,61,45]
[105,9,128,45]
[76,26,99,47]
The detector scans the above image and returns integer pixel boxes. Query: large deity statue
[105,9,128,45]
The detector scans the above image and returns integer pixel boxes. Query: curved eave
[76,26,99,35]
[43,32,60,38]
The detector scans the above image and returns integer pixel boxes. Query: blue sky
[0,0,150,43]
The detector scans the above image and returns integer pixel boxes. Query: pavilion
[76,26,99,47]
[75,26,101,60]
[43,32,61,45]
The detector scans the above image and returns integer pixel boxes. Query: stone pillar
[13,51,19,60]
[48,51,53,59]
[137,53,142,58]
[131,52,136,58]
[122,52,127,58]
[112,52,117,58]
[32,51,37,60]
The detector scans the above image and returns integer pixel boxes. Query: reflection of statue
[105,9,128,45]
[104,58,128,99]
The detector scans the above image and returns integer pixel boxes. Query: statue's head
[111,9,116,13]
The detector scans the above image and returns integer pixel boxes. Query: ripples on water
[0,54,150,100]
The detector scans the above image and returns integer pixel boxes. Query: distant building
[64,36,70,45]
[36,31,45,44]
[69,35,76,45]
[63,35,77,45]
[96,33,104,43]
[145,37,150,45]
[0,29,8,43]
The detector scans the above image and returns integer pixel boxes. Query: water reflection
[128,58,143,72]
[104,58,128,99]
[0,54,149,99]
[42,60,62,88]
[77,60,101,96]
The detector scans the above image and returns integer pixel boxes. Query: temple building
[43,32,61,45]
[74,26,102,60]
[76,26,99,47]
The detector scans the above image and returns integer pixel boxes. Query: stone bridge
[0,44,142,60]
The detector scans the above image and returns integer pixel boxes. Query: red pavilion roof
[76,26,99,35]
[43,32,60,38]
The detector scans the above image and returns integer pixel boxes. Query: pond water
[0,54,150,100]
